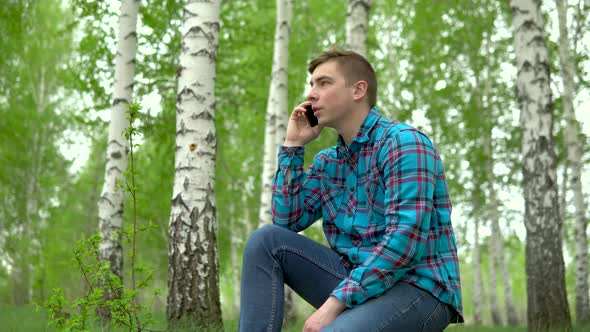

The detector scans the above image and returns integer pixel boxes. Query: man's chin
[317,118,331,128]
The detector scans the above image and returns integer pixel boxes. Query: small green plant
[41,103,161,331]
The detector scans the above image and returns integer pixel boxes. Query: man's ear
[352,80,368,102]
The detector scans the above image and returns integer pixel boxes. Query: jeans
[239,224,454,332]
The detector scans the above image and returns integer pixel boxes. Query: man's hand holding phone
[283,101,323,147]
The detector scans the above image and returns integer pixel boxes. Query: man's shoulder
[373,116,425,141]
[372,117,438,154]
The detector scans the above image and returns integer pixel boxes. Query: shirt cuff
[330,278,369,308]
[278,146,304,166]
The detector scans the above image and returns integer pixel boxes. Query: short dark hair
[308,50,377,106]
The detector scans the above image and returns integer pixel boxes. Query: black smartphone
[304,104,318,127]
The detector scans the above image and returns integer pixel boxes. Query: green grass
[4,305,589,332]
[445,326,526,332]
[0,304,58,332]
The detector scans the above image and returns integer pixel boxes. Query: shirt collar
[336,106,382,157]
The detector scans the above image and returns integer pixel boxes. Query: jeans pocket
[421,302,451,332]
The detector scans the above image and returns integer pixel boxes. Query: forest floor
[3,304,587,331]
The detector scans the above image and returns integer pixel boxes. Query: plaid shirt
[271,107,463,321]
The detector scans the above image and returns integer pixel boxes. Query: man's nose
[307,87,318,101]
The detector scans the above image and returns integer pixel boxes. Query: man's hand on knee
[302,296,346,332]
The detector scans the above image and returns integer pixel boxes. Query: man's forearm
[324,296,347,314]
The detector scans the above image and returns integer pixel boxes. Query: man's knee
[244,224,284,255]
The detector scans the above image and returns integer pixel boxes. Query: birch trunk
[480,63,502,327]
[484,137,519,326]
[167,0,223,328]
[18,122,41,305]
[483,40,520,325]
[97,0,139,321]
[556,0,590,323]
[472,216,484,325]
[259,0,292,227]
[510,0,572,329]
[24,172,37,304]
[12,263,29,305]
[230,234,240,315]
[346,0,372,56]
[258,0,298,324]
[488,238,502,326]
[274,0,292,150]
[230,203,240,316]
[495,219,519,325]
[560,166,568,246]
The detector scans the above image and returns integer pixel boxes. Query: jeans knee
[244,224,283,256]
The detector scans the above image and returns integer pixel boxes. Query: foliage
[0,0,76,304]
[41,104,160,331]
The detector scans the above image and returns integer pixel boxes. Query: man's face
[307,60,355,128]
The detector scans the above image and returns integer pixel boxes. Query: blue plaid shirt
[271,107,463,321]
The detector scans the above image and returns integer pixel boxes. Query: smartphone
[304,104,318,127]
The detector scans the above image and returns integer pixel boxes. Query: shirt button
[349,186,355,192]
[352,300,358,305]
[347,211,353,217]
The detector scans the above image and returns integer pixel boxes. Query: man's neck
[337,105,371,146]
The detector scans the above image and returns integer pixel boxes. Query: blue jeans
[239,225,454,332]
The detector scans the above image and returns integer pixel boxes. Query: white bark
[560,166,568,245]
[472,217,484,325]
[259,0,293,227]
[24,172,37,304]
[556,0,589,322]
[346,0,372,56]
[98,0,139,285]
[258,0,298,324]
[167,0,223,327]
[510,0,572,329]
[230,200,241,315]
[488,237,502,326]
[484,135,519,326]
[479,47,519,325]
[230,234,240,314]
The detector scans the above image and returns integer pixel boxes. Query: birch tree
[555,0,589,323]
[481,48,519,325]
[472,216,484,325]
[258,0,293,227]
[167,0,223,328]
[1,0,73,305]
[229,191,241,315]
[256,0,297,324]
[488,230,502,326]
[510,0,572,330]
[346,0,372,56]
[97,0,139,319]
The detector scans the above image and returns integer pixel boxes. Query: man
[239,50,463,332]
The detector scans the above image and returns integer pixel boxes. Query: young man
[239,50,463,332]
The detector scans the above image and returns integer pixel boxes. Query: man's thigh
[250,225,350,308]
[321,282,453,332]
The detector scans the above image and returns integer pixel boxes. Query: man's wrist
[283,140,305,147]
[325,296,346,314]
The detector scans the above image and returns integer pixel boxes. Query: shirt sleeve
[331,129,437,307]
[271,146,323,232]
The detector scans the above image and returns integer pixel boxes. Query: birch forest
[1,0,589,331]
